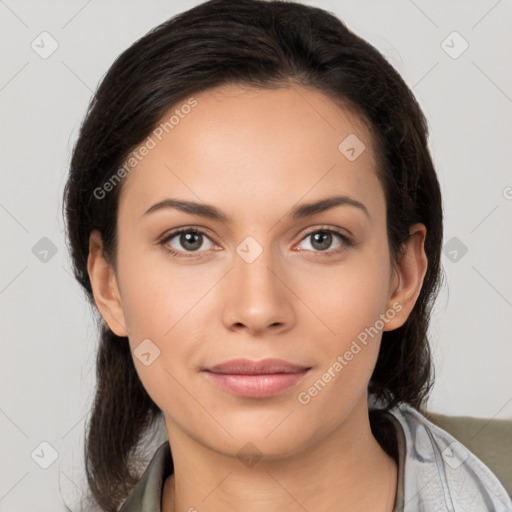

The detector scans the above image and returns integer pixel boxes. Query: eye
[296,227,352,256]
[159,227,216,257]
[159,226,353,259]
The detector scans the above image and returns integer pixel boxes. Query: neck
[162,396,397,512]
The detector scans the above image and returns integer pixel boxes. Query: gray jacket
[119,402,512,511]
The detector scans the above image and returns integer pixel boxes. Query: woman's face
[89,83,425,460]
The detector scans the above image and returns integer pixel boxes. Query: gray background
[1,0,511,510]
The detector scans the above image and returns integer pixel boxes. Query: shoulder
[386,403,512,511]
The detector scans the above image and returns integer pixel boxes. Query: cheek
[294,244,392,339]
[116,246,216,399]
[116,240,209,338]
[294,273,390,422]
[293,242,392,390]
[117,257,205,418]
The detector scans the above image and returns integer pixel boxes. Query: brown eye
[160,228,215,256]
[297,228,352,256]
[178,232,203,251]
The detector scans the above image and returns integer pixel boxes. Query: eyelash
[158,226,353,259]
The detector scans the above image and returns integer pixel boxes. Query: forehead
[118,83,384,222]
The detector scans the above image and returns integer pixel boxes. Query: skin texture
[88,83,428,512]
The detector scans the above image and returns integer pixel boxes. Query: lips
[204,358,311,375]
[202,358,312,398]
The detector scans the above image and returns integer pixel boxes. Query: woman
[63,0,512,510]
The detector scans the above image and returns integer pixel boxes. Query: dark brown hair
[63,0,443,509]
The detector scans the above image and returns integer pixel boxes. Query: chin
[204,414,313,459]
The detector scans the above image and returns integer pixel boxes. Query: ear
[383,223,428,331]
[87,230,128,337]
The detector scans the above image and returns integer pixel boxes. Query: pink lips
[202,358,311,398]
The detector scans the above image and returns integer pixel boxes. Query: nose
[222,241,295,336]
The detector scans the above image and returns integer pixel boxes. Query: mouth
[201,358,312,398]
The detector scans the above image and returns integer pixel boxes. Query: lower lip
[202,370,310,398]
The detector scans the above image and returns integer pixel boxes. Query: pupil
[312,232,331,251]
[182,232,201,251]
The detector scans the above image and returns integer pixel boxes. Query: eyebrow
[142,194,370,222]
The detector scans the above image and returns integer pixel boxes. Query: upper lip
[203,358,311,375]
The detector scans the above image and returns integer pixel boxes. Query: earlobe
[384,223,428,331]
[87,230,129,337]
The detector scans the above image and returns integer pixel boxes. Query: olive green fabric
[425,411,512,498]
